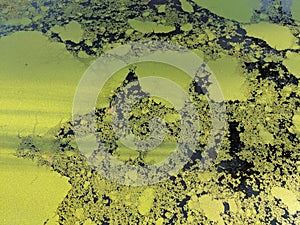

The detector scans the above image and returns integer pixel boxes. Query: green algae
[242,22,298,50]
[96,62,192,108]
[50,21,84,43]
[293,110,300,130]
[180,23,193,32]
[0,31,87,224]
[207,55,246,101]
[192,0,261,23]
[271,186,300,215]
[138,188,155,215]
[143,142,178,165]
[1,0,300,224]
[291,0,300,21]
[196,195,224,224]
[0,31,87,140]
[3,17,31,26]
[113,141,140,162]
[179,0,194,13]
[0,0,34,23]
[157,5,166,13]
[128,19,175,34]
[127,19,156,33]
[283,51,300,78]
[257,124,274,144]
[0,155,70,225]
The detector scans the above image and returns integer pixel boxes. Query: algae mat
[0,155,71,225]
[242,22,299,50]
[0,31,87,224]
[96,61,193,108]
[207,55,247,101]
[0,31,87,140]
[0,0,299,224]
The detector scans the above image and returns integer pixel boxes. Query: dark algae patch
[2,0,300,224]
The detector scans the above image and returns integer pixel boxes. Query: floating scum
[72,41,226,186]
[2,0,299,223]
[0,31,86,225]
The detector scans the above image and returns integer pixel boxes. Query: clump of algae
[50,21,84,43]
[128,19,175,34]
[242,22,299,50]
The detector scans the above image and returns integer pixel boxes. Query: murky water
[1,0,300,224]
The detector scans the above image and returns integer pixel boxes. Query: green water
[0,0,300,224]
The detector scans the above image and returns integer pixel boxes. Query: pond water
[0,0,300,224]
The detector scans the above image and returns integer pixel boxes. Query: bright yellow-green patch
[0,31,87,146]
[257,124,274,144]
[204,28,216,41]
[157,5,166,13]
[189,194,224,224]
[242,22,298,50]
[83,219,97,225]
[181,23,193,32]
[0,154,70,225]
[227,199,238,213]
[271,186,300,214]
[128,19,175,34]
[0,31,87,223]
[135,62,193,91]
[179,0,194,13]
[97,62,193,108]
[50,21,84,43]
[292,110,300,135]
[138,188,155,215]
[143,142,177,165]
[283,51,300,78]
[207,55,246,101]
[155,218,164,225]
